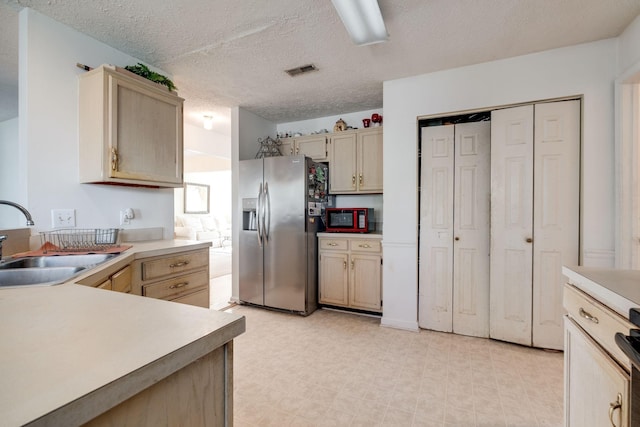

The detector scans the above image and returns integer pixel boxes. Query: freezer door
[263,155,308,312]
[239,158,264,306]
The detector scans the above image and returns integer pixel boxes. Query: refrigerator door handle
[264,181,271,242]
[256,183,263,247]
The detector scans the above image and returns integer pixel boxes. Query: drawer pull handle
[343,261,347,269]
[327,243,338,246]
[169,282,188,289]
[359,244,371,248]
[579,307,599,324]
[169,261,190,268]
[609,393,622,427]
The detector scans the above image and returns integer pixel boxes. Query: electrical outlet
[120,208,134,225]
[51,209,75,228]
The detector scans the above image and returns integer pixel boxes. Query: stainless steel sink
[0,267,86,287]
[0,254,118,270]
[0,253,120,288]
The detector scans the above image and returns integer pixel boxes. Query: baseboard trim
[381,317,419,332]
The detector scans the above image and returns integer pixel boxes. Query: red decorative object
[371,113,382,124]
[362,118,371,128]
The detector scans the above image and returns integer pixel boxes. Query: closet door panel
[419,125,455,332]
[532,100,580,350]
[452,121,491,338]
[490,105,534,346]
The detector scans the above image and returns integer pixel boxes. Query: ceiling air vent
[285,64,318,77]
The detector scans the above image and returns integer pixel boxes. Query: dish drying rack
[40,228,121,253]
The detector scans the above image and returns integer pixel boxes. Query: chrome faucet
[0,200,35,226]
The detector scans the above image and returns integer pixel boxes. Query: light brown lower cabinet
[564,284,631,427]
[132,248,210,308]
[318,236,382,312]
[83,342,233,427]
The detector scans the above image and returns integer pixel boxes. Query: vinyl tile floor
[226,305,564,427]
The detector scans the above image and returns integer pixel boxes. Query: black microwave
[325,208,374,233]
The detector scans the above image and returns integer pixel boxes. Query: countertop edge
[562,266,639,318]
[28,316,246,427]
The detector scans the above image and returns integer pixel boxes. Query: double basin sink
[0,254,118,288]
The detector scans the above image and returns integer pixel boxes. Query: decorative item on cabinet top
[333,118,347,132]
[76,62,177,93]
[255,136,283,158]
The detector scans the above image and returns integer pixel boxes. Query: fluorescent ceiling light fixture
[203,115,214,130]
[331,0,389,46]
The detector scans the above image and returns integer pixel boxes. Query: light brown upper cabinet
[329,127,383,194]
[78,65,184,188]
[280,135,329,161]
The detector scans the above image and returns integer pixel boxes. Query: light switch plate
[51,209,75,228]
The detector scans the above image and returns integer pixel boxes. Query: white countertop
[0,240,245,426]
[563,265,640,318]
[317,231,382,239]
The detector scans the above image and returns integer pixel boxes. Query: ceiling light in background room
[331,0,389,46]
[203,115,213,130]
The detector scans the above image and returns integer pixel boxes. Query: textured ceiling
[1,0,640,127]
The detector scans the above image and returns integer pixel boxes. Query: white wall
[278,108,383,136]
[618,14,640,75]
[184,120,231,159]
[0,118,21,227]
[382,39,619,331]
[238,109,277,161]
[19,9,175,240]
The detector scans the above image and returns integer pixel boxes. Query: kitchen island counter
[0,240,245,426]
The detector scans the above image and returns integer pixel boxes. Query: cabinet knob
[351,260,354,269]
[526,237,533,243]
[454,237,460,241]
[359,174,363,185]
[343,260,347,269]
[352,175,356,187]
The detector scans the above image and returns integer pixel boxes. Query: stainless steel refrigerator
[239,155,328,315]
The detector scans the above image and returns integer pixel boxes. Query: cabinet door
[349,255,382,311]
[319,252,349,306]
[279,139,294,156]
[357,128,383,192]
[296,136,328,161]
[109,74,183,185]
[565,318,629,427]
[329,133,357,193]
[111,265,132,293]
[490,105,534,346]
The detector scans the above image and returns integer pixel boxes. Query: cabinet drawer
[319,238,348,251]
[172,288,210,308]
[564,283,633,369]
[350,239,381,253]
[142,250,208,281]
[143,270,209,300]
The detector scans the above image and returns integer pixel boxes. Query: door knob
[454,237,460,241]
[526,237,533,243]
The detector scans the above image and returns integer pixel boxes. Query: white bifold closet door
[419,121,491,337]
[490,100,580,349]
